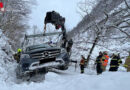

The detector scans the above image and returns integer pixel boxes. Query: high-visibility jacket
[124,56,130,68]
[80,59,85,65]
[102,55,109,66]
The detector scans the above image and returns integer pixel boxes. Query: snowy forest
[0,0,130,90]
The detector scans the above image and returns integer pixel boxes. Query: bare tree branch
[124,0,130,9]
[112,25,130,37]
[103,11,109,24]
[120,25,130,28]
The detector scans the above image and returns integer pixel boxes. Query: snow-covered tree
[0,0,35,50]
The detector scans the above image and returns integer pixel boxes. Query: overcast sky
[29,0,83,31]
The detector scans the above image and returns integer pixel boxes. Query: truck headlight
[20,54,30,59]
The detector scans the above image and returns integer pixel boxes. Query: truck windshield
[26,44,50,51]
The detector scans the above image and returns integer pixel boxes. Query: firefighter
[101,51,109,72]
[66,39,73,53]
[95,52,103,75]
[80,55,85,74]
[13,48,22,63]
[124,52,130,72]
[109,53,122,71]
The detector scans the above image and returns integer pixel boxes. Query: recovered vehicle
[16,32,73,79]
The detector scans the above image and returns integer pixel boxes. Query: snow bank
[41,72,130,90]
[0,29,17,85]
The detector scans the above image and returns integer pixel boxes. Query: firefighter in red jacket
[80,55,85,73]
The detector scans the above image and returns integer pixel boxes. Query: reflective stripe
[102,55,109,66]
[119,59,122,62]
[124,65,128,67]
[111,59,118,61]
[110,65,118,67]
[80,63,84,65]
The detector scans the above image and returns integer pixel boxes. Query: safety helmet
[114,53,118,56]
[103,51,108,55]
[99,51,102,55]
[17,48,22,53]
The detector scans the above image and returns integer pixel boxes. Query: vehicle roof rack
[25,32,63,39]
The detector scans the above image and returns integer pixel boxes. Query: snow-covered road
[0,66,130,90]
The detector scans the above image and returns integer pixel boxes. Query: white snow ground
[0,66,130,90]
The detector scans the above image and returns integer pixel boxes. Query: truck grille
[30,49,60,60]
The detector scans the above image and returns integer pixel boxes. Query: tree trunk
[85,36,99,67]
